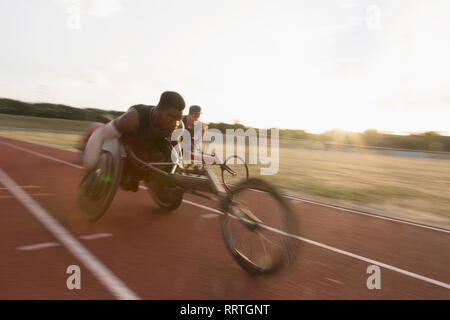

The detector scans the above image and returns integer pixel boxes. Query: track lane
[0,136,449,299]
[0,180,114,299]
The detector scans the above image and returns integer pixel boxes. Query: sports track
[0,136,449,299]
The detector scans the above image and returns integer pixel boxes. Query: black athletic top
[121,104,172,162]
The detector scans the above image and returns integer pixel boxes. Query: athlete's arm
[113,107,139,135]
[83,108,139,170]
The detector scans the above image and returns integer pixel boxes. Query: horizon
[1,95,447,137]
[1,1,449,136]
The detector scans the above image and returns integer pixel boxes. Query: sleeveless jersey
[121,104,172,162]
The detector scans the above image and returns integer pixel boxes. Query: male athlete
[82,91,186,193]
[181,105,208,159]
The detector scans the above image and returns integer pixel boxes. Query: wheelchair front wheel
[221,178,298,275]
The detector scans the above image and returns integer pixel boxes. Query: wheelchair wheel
[78,141,124,222]
[144,142,184,211]
[146,180,183,210]
[221,155,249,192]
[221,178,298,275]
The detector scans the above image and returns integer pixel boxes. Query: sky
[0,0,449,135]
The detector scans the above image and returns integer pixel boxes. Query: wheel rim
[78,149,121,222]
[221,155,249,192]
[222,179,297,274]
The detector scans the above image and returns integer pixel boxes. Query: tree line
[1,97,448,152]
[207,124,450,152]
[0,98,122,123]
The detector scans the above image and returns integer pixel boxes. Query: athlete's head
[187,105,201,122]
[156,91,185,133]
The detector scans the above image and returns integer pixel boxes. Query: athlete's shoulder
[113,107,140,134]
[128,104,155,111]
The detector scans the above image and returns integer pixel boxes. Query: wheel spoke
[221,177,297,275]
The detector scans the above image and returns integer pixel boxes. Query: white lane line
[2,139,450,289]
[252,188,450,234]
[0,169,140,300]
[0,141,82,169]
[182,199,450,290]
[274,191,450,234]
[201,213,220,219]
[16,234,114,251]
[0,193,52,200]
[182,199,223,215]
[0,135,78,152]
[17,242,60,251]
[0,185,42,190]
[78,233,113,240]
[2,136,447,234]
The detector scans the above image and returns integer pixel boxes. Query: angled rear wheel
[78,140,123,222]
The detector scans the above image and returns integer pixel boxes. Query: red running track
[0,136,449,299]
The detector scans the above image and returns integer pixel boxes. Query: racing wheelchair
[78,133,298,275]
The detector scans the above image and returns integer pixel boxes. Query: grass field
[0,113,91,132]
[0,130,82,149]
[1,114,449,229]
[206,141,450,228]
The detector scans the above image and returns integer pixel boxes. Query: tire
[221,155,249,192]
[145,142,184,211]
[78,148,123,222]
[146,180,183,211]
[221,178,298,275]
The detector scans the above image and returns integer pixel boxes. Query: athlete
[181,105,208,159]
[82,91,186,193]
